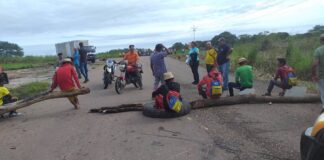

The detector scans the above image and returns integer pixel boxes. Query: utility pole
[192,25,197,41]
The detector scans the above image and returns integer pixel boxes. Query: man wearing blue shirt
[217,37,232,90]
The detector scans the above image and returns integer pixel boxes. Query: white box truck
[55,40,89,57]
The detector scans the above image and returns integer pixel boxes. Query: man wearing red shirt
[50,58,82,109]
[263,58,293,96]
[197,69,223,99]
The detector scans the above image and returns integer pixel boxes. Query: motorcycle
[115,61,143,94]
[103,59,116,89]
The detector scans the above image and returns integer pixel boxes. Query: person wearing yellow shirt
[205,42,218,73]
[0,67,20,117]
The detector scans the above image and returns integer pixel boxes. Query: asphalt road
[0,57,321,160]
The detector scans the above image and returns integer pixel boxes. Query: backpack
[166,90,182,113]
[287,71,298,86]
[210,79,222,96]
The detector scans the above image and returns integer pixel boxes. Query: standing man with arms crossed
[312,34,324,113]
[217,37,232,90]
[150,44,170,90]
[79,42,89,83]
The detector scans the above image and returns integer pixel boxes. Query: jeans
[74,64,81,78]
[190,61,200,83]
[228,82,250,96]
[219,61,230,90]
[79,62,88,80]
[266,80,291,94]
[318,79,324,108]
[206,64,213,74]
[153,74,165,90]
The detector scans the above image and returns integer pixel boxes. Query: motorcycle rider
[123,45,141,86]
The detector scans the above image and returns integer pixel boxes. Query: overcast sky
[0,0,323,55]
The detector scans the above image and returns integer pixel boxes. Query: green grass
[10,82,50,100]
[1,56,57,70]
[2,63,43,70]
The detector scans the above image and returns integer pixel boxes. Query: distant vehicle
[55,40,96,61]
[87,53,96,63]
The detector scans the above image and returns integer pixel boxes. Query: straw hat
[164,72,174,80]
[238,57,247,64]
[63,58,72,63]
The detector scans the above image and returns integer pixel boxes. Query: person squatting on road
[50,58,82,109]
[205,42,218,74]
[73,48,82,79]
[312,34,324,113]
[217,37,233,90]
[79,42,89,83]
[152,72,183,112]
[263,58,295,97]
[188,41,200,85]
[150,44,170,90]
[197,69,223,99]
[124,44,140,83]
[0,66,20,117]
[228,57,253,96]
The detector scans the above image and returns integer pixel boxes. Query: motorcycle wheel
[115,78,125,94]
[137,74,143,89]
[104,74,109,89]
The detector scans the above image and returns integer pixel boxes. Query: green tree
[172,42,185,50]
[0,41,24,57]
[211,31,237,47]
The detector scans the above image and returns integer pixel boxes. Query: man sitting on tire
[152,72,182,112]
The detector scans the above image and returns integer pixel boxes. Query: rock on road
[0,57,321,160]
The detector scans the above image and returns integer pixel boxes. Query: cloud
[0,0,323,55]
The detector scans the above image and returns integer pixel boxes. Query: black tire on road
[142,102,191,118]
[300,128,324,160]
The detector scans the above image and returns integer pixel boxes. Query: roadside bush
[10,82,50,100]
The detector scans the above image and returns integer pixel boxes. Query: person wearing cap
[205,42,218,73]
[150,44,170,90]
[197,68,223,99]
[312,34,324,113]
[50,58,82,109]
[228,58,253,96]
[263,58,294,96]
[152,72,182,111]
[217,37,233,91]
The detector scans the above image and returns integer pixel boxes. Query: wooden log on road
[90,95,321,114]
[191,95,321,109]
[0,88,90,115]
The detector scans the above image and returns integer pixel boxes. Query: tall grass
[231,36,319,80]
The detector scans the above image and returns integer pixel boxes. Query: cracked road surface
[0,57,321,160]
